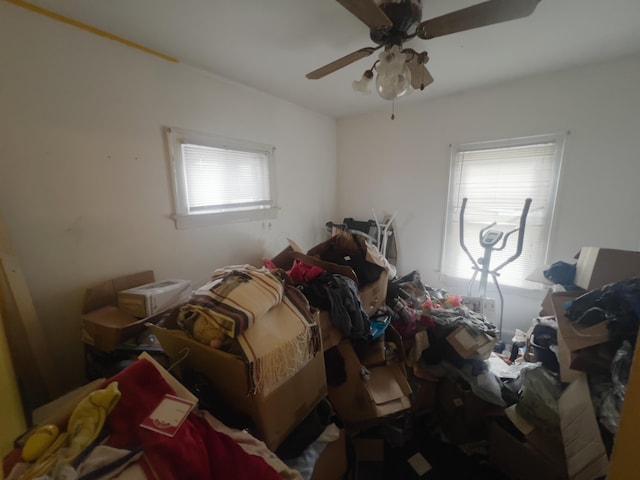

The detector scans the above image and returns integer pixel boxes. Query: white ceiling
[26,0,640,118]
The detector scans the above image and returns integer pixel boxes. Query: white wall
[0,4,337,391]
[337,53,640,341]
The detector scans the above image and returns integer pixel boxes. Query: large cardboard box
[502,405,568,478]
[489,421,567,480]
[327,327,411,425]
[574,247,640,291]
[81,271,157,352]
[558,374,609,480]
[151,313,327,451]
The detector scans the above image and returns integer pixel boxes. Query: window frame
[166,127,277,229]
[440,132,566,290]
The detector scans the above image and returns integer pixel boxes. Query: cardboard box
[446,324,496,360]
[354,336,386,368]
[306,233,389,316]
[503,405,568,477]
[150,313,327,451]
[490,422,567,480]
[462,296,497,325]
[558,374,609,480]
[327,333,411,425]
[310,428,347,480]
[318,310,343,352]
[81,271,157,352]
[118,279,192,318]
[271,235,389,317]
[574,247,640,291]
[437,377,504,425]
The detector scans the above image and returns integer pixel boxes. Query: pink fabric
[104,359,282,480]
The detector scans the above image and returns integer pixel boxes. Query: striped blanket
[178,265,320,393]
[180,265,285,339]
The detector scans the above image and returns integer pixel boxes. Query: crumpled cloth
[299,272,371,340]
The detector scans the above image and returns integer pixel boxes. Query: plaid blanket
[178,265,320,393]
[179,265,285,339]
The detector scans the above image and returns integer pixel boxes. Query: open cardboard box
[574,247,640,291]
[327,326,411,425]
[558,374,609,480]
[270,237,390,353]
[150,309,327,451]
[80,271,157,352]
[270,237,389,317]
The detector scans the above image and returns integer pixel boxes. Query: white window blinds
[442,134,565,289]
[182,143,272,214]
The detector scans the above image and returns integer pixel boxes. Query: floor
[347,412,509,480]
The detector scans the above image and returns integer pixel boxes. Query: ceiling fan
[307,0,541,102]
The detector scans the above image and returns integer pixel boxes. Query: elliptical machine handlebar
[459,197,479,270]
[492,198,532,272]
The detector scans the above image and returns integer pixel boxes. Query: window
[441,133,566,289]
[166,127,277,228]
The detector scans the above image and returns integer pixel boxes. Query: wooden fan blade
[337,0,393,29]
[407,55,434,90]
[306,47,377,79]
[417,0,541,40]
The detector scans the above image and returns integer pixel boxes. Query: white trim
[165,126,277,228]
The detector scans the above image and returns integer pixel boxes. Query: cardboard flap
[81,305,145,328]
[559,374,609,480]
[82,270,154,313]
[551,292,609,351]
[505,404,535,436]
[364,363,411,405]
[307,230,387,269]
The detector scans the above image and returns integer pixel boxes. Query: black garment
[566,277,640,339]
[299,272,371,340]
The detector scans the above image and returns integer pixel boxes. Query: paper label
[455,328,477,350]
[407,452,432,476]
[140,394,195,437]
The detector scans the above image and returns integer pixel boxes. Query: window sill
[437,273,548,299]
[174,207,278,229]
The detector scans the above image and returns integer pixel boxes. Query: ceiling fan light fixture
[375,45,411,101]
[352,69,374,95]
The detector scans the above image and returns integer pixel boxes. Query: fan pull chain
[391,99,396,120]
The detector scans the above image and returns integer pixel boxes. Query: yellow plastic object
[18,432,68,480]
[65,381,121,462]
[21,424,59,462]
[18,381,121,480]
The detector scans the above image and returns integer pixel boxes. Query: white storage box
[118,279,192,318]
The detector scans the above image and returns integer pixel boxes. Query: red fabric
[287,260,324,283]
[264,257,324,283]
[103,359,282,480]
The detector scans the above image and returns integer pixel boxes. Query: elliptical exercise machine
[459,197,532,339]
